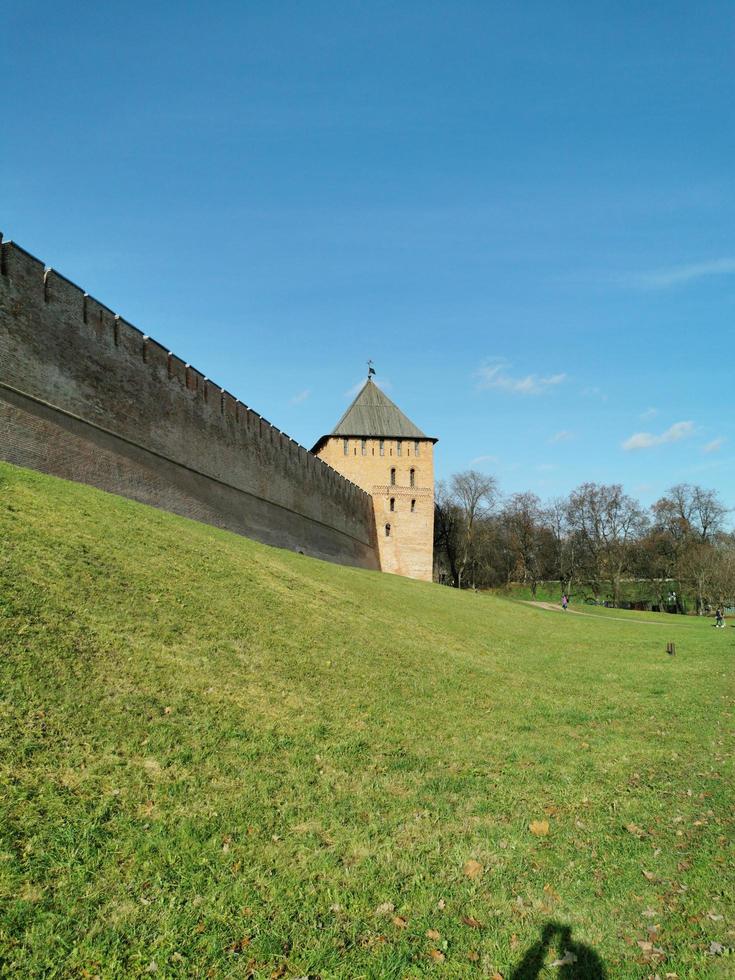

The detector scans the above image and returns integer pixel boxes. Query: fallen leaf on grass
[550,950,577,966]
[426,929,441,940]
[529,820,549,837]
[392,915,408,929]
[428,949,445,962]
[375,901,395,915]
[642,870,657,881]
[467,951,479,962]
[463,859,483,879]
[228,937,251,954]
[436,899,446,911]
[461,915,483,928]
[625,823,646,839]
[706,942,725,956]
[707,912,724,921]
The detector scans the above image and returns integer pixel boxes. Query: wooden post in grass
[667,641,676,656]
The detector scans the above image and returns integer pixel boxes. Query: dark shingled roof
[312,378,437,451]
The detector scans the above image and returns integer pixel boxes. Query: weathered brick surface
[316,437,435,581]
[0,238,379,570]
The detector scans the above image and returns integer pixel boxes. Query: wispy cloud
[580,386,608,402]
[548,430,573,444]
[476,358,566,395]
[616,257,735,290]
[640,407,658,420]
[622,420,695,451]
[471,454,499,466]
[289,388,311,405]
[702,437,725,454]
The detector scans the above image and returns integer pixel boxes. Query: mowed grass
[0,463,732,979]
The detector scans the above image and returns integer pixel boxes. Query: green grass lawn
[0,462,733,978]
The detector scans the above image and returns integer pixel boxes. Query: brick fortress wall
[0,237,380,570]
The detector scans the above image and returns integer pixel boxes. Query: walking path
[521,600,688,627]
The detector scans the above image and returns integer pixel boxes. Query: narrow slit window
[396,441,402,456]
[390,497,395,512]
[361,438,367,456]
[343,438,349,455]
[379,439,385,456]
[390,467,396,485]
[385,523,391,537]
[414,441,420,456]
[410,468,415,487]
[411,498,416,512]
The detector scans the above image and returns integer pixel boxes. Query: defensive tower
[312,377,437,581]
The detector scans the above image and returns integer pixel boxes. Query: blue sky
[2,2,734,512]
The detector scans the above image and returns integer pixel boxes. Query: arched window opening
[385,523,391,537]
[390,497,395,512]
[390,467,396,485]
[410,468,415,487]
[411,498,416,512]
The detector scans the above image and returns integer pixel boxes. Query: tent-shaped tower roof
[312,378,436,452]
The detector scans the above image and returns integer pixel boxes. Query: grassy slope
[0,463,732,979]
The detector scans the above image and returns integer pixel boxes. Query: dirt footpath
[521,600,684,627]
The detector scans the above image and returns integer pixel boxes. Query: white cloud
[703,437,725,454]
[476,358,566,395]
[622,420,695,451]
[289,388,311,405]
[640,407,658,420]
[471,454,499,465]
[549,430,573,444]
[618,257,735,289]
[580,386,608,402]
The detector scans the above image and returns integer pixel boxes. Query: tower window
[411,498,416,512]
[414,441,420,456]
[390,467,396,486]
[390,497,395,512]
[396,441,402,456]
[379,439,385,456]
[343,438,349,455]
[361,439,367,456]
[385,523,391,537]
[410,468,415,487]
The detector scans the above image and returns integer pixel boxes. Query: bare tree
[502,492,545,596]
[434,480,462,586]
[450,470,498,589]
[565,482,649,605]
[654,484,728,543]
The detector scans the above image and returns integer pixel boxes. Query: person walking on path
[715,606,725,628]
[561,594,569,611]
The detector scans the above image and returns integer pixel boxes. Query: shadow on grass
[510,921,606,978]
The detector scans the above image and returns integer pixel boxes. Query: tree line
[434,472,734,612]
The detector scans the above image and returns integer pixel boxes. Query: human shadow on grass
[510,921,606,979]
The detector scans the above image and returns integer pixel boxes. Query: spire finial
[367,359,376,379]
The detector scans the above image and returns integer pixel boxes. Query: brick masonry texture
[315,437,435,581]
[0,237,380,570]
